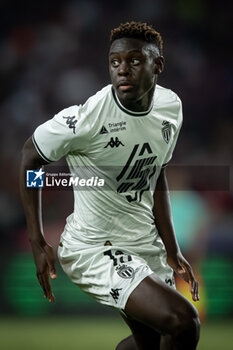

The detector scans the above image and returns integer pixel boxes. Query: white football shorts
[57,235,175,310]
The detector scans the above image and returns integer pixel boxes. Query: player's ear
[154,56,164,74]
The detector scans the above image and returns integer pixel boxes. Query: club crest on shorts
[116,264,135,279]
[162,120,172,144]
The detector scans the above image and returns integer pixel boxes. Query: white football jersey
[33,84,182,246]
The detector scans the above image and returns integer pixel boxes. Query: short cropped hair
[110,21,163,55]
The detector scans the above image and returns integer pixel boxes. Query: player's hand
[167,251,199,302]
[31,241,57,302]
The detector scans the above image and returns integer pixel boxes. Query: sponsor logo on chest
[99,121,126,134]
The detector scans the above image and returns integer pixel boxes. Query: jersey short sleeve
[33,105,90,162]
[162,96,183,167]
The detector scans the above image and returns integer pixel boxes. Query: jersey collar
[112,87,154,117]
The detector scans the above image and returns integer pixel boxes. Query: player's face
[109,37,163,109]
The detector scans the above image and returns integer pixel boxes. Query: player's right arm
[19,136,57,303]
[20,104,90,301]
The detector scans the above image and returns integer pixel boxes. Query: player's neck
[117,85,156,113]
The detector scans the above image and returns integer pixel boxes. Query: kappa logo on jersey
[63,116,77,134]
[104,137,124,148]
[110,288,122,303]
[99,125,109,134]
[116,142,157,203]
[26,169,44,188]
[162,120,172,144]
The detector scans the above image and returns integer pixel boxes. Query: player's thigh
[121,312,161,349]
[125,273,198,335]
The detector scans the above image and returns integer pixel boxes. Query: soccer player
[20,22,200,349]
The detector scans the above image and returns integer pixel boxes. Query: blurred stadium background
[0,0,232,349]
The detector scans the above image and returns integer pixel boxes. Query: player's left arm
[153,167,199,302]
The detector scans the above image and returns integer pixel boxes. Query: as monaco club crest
[116,265,135,279]
[162,120,172,144]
